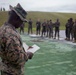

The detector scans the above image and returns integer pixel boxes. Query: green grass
[0,11,76,30]
[20,34,76,75]
[0,11,8,25]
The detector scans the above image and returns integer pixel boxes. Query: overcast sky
[0,0,76,13]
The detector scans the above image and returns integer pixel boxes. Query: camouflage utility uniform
[54,20,60,39]
[41,22,46,37]
[28,19,33,34]
[20,22,25,34]
[0,22,28,75]
[36,21,41,35]
[73,21,76,42]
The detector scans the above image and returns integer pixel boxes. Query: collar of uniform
[4,22,17,31]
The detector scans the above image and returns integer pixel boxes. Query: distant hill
[0,11,76,30]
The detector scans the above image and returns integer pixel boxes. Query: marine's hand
[27,46,33,50]
[27,52,33,59]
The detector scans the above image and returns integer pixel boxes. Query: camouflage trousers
[0,61,24,75]
[1,71,12,75]
[1,71,24,75]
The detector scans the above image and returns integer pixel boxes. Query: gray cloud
[33,4,76,13]
[0,0,76,13]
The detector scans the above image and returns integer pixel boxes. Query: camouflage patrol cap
[9,3,28,22]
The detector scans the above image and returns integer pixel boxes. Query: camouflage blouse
[0,22,28,75]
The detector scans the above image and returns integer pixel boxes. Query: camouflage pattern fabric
[0,22,28,75]
[73,22,76,40]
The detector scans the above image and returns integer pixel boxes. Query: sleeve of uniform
[5,35,28,66]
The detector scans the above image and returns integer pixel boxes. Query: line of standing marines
[20,18,76,43]
[20,18,60,40]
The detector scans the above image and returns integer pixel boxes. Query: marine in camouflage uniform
[0,22,28,75]
[54,19,60,40]
[68,18,74,41]
[65,19,70,40]
[72,19,76,42]
[20,22,25,34]
[48,20,53,38]
[41,19,47,37]
[28,18,33,34]
[0,3,33,75]
[36,19,41,35]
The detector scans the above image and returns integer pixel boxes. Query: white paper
[23,42,40,53]
[23,42,29,52]
[27,44,40,53]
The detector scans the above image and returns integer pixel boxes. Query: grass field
[20,34,76,75]
[0,11,76,30]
